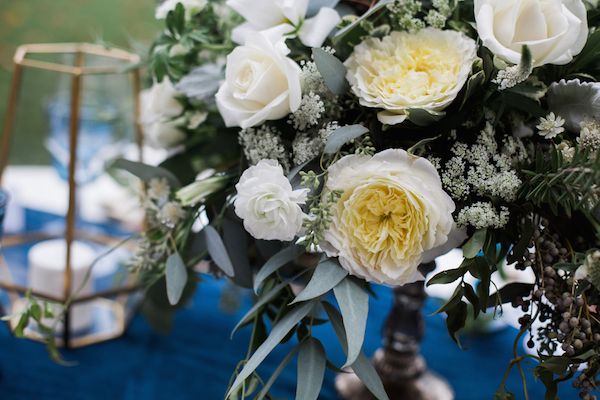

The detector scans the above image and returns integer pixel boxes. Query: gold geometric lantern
[0,43,143,348]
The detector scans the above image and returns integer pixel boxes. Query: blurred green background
[0,0,161,165]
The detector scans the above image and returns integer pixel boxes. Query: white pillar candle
[28,239,96,333]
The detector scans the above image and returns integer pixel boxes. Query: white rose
[140,78,185,148]
[234,160,308,241]
[156,0,208,20]
[145,119,186,149]
[475,0,588,67]
[227,0,340,47]
[321,149,456,285]
[345,29,477,125]
[216,32,302,129]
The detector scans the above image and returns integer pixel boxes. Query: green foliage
[519,147,600,218]
[299,186,344,250]
[149,1,239,81]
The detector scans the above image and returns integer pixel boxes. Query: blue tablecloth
[0,211,581,400]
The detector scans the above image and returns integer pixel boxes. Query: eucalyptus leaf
[323,303,389,400]
[203,225,235,277]
[254,245,304,293]
[292,259,348,304]
[111,159,181,189]
[312,48,348,96]
[296,338,326,400]
[324,125,370,154]
[308,0,339,16]
[232,279,290,337]
[166,252,188,306]
[334,278,369,367]
[255,346,300,400]
[227,302,315,397]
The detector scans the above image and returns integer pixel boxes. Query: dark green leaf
[227,302,315,397]
[426,266,467,286]
[406,108,445,126]
[432,285,464,315]
[296,338,327,400]
[334,278,369,367]
[166,252,188,306]
[460,70,485,109]
[203,225,235,277]
[292,259,348,304]
[507,224,534,264]
[312,48,348,95]
[446,300,467,345]
[493,283,534,305]
[324,125,370,154]
[475,259,491,311]
[463,283,480,319]
[222,217,252,288]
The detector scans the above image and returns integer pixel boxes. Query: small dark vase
[335,263,454,400]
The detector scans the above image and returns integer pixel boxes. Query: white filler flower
[321,149,457,286]
[345,28,477,125]
[234,160,308,241]
[227,0,340,48]
[216,32,302,129]
[474,0,588,67]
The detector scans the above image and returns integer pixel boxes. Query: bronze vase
[335,263,454,400]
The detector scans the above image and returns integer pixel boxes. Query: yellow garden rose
[345,28,477,125]
[321,149,458,285]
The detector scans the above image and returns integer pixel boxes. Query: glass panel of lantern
[0,43,144,348]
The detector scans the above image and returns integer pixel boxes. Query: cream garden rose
[475,0,588,67]
[216,32,302,129]
[321,149,456,285]
[234,160,308,241]
[345,28,477,125]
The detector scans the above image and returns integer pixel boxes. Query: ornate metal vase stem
[336,263,454,400]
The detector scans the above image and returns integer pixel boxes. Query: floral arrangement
[116,0,600,398]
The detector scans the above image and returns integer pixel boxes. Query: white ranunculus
[474,0,588,67]
[345,29,477,125]
[321,149,457,286]
[227,0,340,47]
[156,0,208,20]
[234,160,308,241]
[140,78,185,148]
[216,32,302,129]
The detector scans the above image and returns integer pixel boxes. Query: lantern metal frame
[0,43,144,348]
